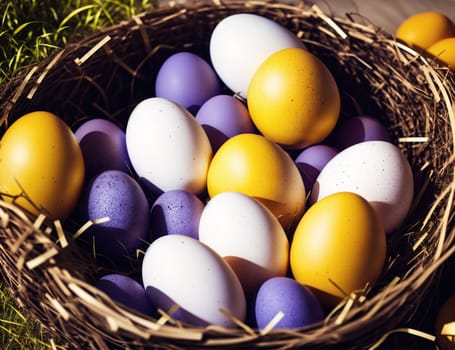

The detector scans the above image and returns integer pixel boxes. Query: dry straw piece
[0,0,454,349]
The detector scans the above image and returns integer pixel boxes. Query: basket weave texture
[0,1,454,349]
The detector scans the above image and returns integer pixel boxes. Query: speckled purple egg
[84,170,149,257]
[95,274,154,316]
[255,277,324,329]
[329,115,391,150]
[295,144,338,193]
[155,52,221,114]
[150,190,205,240]
[75,118,131,181]
[195,95,256,151]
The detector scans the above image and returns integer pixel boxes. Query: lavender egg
[150,190,205,240]
[329,115,391,150]
[195,95,256,151]
[75,119,131,181]
[155,52,221,114]
[84,170,149,258]
[295,144,338,193]
[255,277,324,329]
[95,274,154,316]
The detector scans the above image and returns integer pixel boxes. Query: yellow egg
[247,47,340,149]
[0,111,85,220]
[207,133,306,230]
[290,192,386,307]
[427,37,455,71]
[435,294,455,350]
[396,12,455,49]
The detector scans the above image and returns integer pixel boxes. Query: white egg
[209,13,305,98]
[126,97,212,194]
[199,192,289,294]
[142,234,246,328]
[311,141,414,233]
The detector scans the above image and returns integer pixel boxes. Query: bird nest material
[0,1,454,349]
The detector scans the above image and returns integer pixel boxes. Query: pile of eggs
[395,11,455,70]
[0,13,417,330]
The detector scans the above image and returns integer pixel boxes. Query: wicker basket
[0,1,454,349]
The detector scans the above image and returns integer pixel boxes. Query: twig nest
[0,1,453,349]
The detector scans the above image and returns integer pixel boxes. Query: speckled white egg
[142,234,246,327]
[311,141,414,233]
[209,13,305,98]
[125,97,212,194]
[198,192,289,294]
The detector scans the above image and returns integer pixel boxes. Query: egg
[311,140,414,233]
[95,274,154,316]
[155,52,221,114]
[207,133,306,230]
[142,234,246,327]
[294,144,339,193]
[247,47,340,149]
[396,11,455,49]
[125,97,212,195]
[198,191,289,294]
[209,13,305,98]
[0,111,84,220]
[149,189,205,240]
[83,170,149,258]
[290,192,386,307]
[328,115,391,150]
[255,277,324,329]
[435,294,455,350]
[195,94,256,152]
[75,118,131,181]
[427,37,455,71]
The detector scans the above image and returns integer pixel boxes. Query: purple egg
[96,274,154,316]
[75,119,131,181]
[195,95,256,151]
[255,277,324,329]
[295,145,338,192]
[145,285,209,327]
[155,52,221,114]
[150,190,205,240]
[84,170,149,257]
[329,115,391,150]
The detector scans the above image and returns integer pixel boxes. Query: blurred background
[311,0,455,33]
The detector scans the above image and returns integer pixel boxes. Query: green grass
[0,283,66,350]
[0,1,155,348]
[0,0,154,85]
